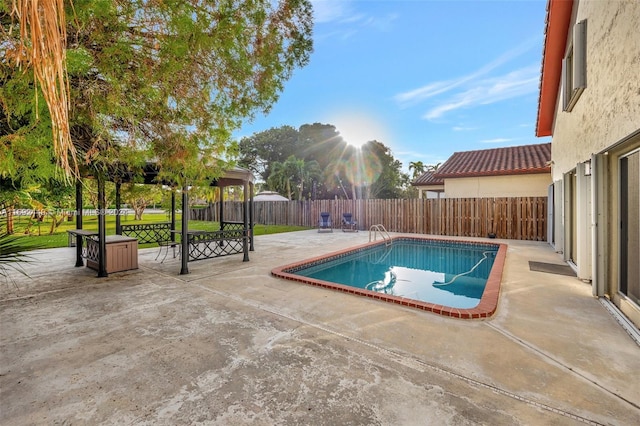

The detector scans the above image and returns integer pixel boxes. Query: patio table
[67,229,98,247]
[67,229,99,267]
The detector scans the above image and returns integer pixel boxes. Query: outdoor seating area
[69,217,252,269]
[153,225,250,264]
[64,165,255,276]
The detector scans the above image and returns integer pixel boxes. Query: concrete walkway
[1,230,638,425]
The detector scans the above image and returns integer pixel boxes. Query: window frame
[562,19,587,112]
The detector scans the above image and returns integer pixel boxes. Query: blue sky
[235,0,552,171]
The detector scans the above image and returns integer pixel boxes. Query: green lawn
[5,212,308,251]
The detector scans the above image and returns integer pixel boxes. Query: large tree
[238,125,300,182]
[239,122,412,199]
[2,0,314,186]
[122,183,163,221]
[361,141,406,199]
[239,123,348,198]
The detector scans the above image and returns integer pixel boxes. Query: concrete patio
[1,230,638,425]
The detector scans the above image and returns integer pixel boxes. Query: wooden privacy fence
[190,197,547,241]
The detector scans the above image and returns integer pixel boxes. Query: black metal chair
[341,213,358,232]
[318,212,333,233]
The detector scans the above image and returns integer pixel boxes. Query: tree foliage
[239,123,411,199]
[361,141,405,199]
[2,0,314,187]
[266,155,321,200]
[238,125,301,182]
[5,0,75,177]
[427,162,442,172]
[122,183,163,221]
[408,161,425,179]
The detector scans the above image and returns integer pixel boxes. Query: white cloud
[394,80,463,106]
[312,0,397,39]
[452,125,477,132]
[423,97,474,121]
[394,35,542,117]
[311,0,354,24]
[422,65,540,120]
[362,13,398,32]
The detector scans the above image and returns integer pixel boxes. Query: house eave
[435,168,551,179]
[412,184,445,192]
[535,0,574,137]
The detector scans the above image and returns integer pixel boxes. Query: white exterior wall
[415,186,445,199]
[443,173,551,198]
[548,0,640,327]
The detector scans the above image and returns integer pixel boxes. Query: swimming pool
[271,237,507,319]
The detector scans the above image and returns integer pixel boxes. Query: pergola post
[219,186,224,230]
[170,190,176,242]
[115,181,122,235]
[249,182,254,251]
[243,181,249,262]
[74,179,83,267]
[97,174,108,277]
[180,186,189,275]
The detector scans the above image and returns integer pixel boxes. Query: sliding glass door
[620,149,640,306]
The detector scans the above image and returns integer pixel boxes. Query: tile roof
[411,171,444,186]
[434,143,551,178]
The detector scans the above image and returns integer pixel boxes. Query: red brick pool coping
[271,236,507,319]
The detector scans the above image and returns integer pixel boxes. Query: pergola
[72,163,255,277]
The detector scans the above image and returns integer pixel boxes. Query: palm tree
[267,156,321,201]
[427,162,442,172]
[0,235,33,282]
[297,159,322,201]
[408,161,426,179]
[267,160,295,200]
[267,162,283,197]
[9,0,76,178]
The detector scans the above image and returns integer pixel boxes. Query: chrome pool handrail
[369,224,392,246]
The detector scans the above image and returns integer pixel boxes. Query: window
[562,20,587,112]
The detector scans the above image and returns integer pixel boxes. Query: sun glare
[331,112,388,149]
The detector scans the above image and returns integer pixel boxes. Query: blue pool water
[294,239,499,309]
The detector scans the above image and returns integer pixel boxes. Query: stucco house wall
[444,174,551,198]
[550,0,640,180]
[542,0,640,328]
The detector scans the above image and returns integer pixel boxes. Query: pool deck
[1,230,639,425]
